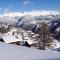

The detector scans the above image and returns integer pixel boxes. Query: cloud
[22,0,33,7]
[2,12,24,17]
[0,10,60,17]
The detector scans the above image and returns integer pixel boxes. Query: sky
[0,0,60,13]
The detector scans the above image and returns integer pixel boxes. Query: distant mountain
[0,10,60,24]
[16,15,51,29]
[0,11,60,37]
[16,13,60,28]
[49,19,60,40]
[16,14,60,41]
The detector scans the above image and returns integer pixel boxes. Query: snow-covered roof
[24,40,33,45]
[2,35,21,43]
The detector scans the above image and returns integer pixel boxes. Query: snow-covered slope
[0,42,60,60]
[49,19,60,40]
[16,14,60,41]
[16,11,60,30]
[16,15,51,30]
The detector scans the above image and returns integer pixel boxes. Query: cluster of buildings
[0,26,39,47]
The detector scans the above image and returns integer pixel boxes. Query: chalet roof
[2,35,22,43]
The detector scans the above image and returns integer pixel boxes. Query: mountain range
[0,11,60,40]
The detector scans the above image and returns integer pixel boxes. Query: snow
[54,23,58,26]
[54,40,60,48]
[1,28,33,45]
[17,15,50,26]
[24,40,33,45]
[0,42,60,60]
[2,35,21,43]
[56,27,60,32]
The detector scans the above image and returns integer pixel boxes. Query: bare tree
[37,22,53,50]
[0,25,10,36]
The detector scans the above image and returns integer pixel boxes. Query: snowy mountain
[15,11,60,30]
[0,10,60,25]
[14,11,60,41]
[49,19,60,40]
[0,11,60,50]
